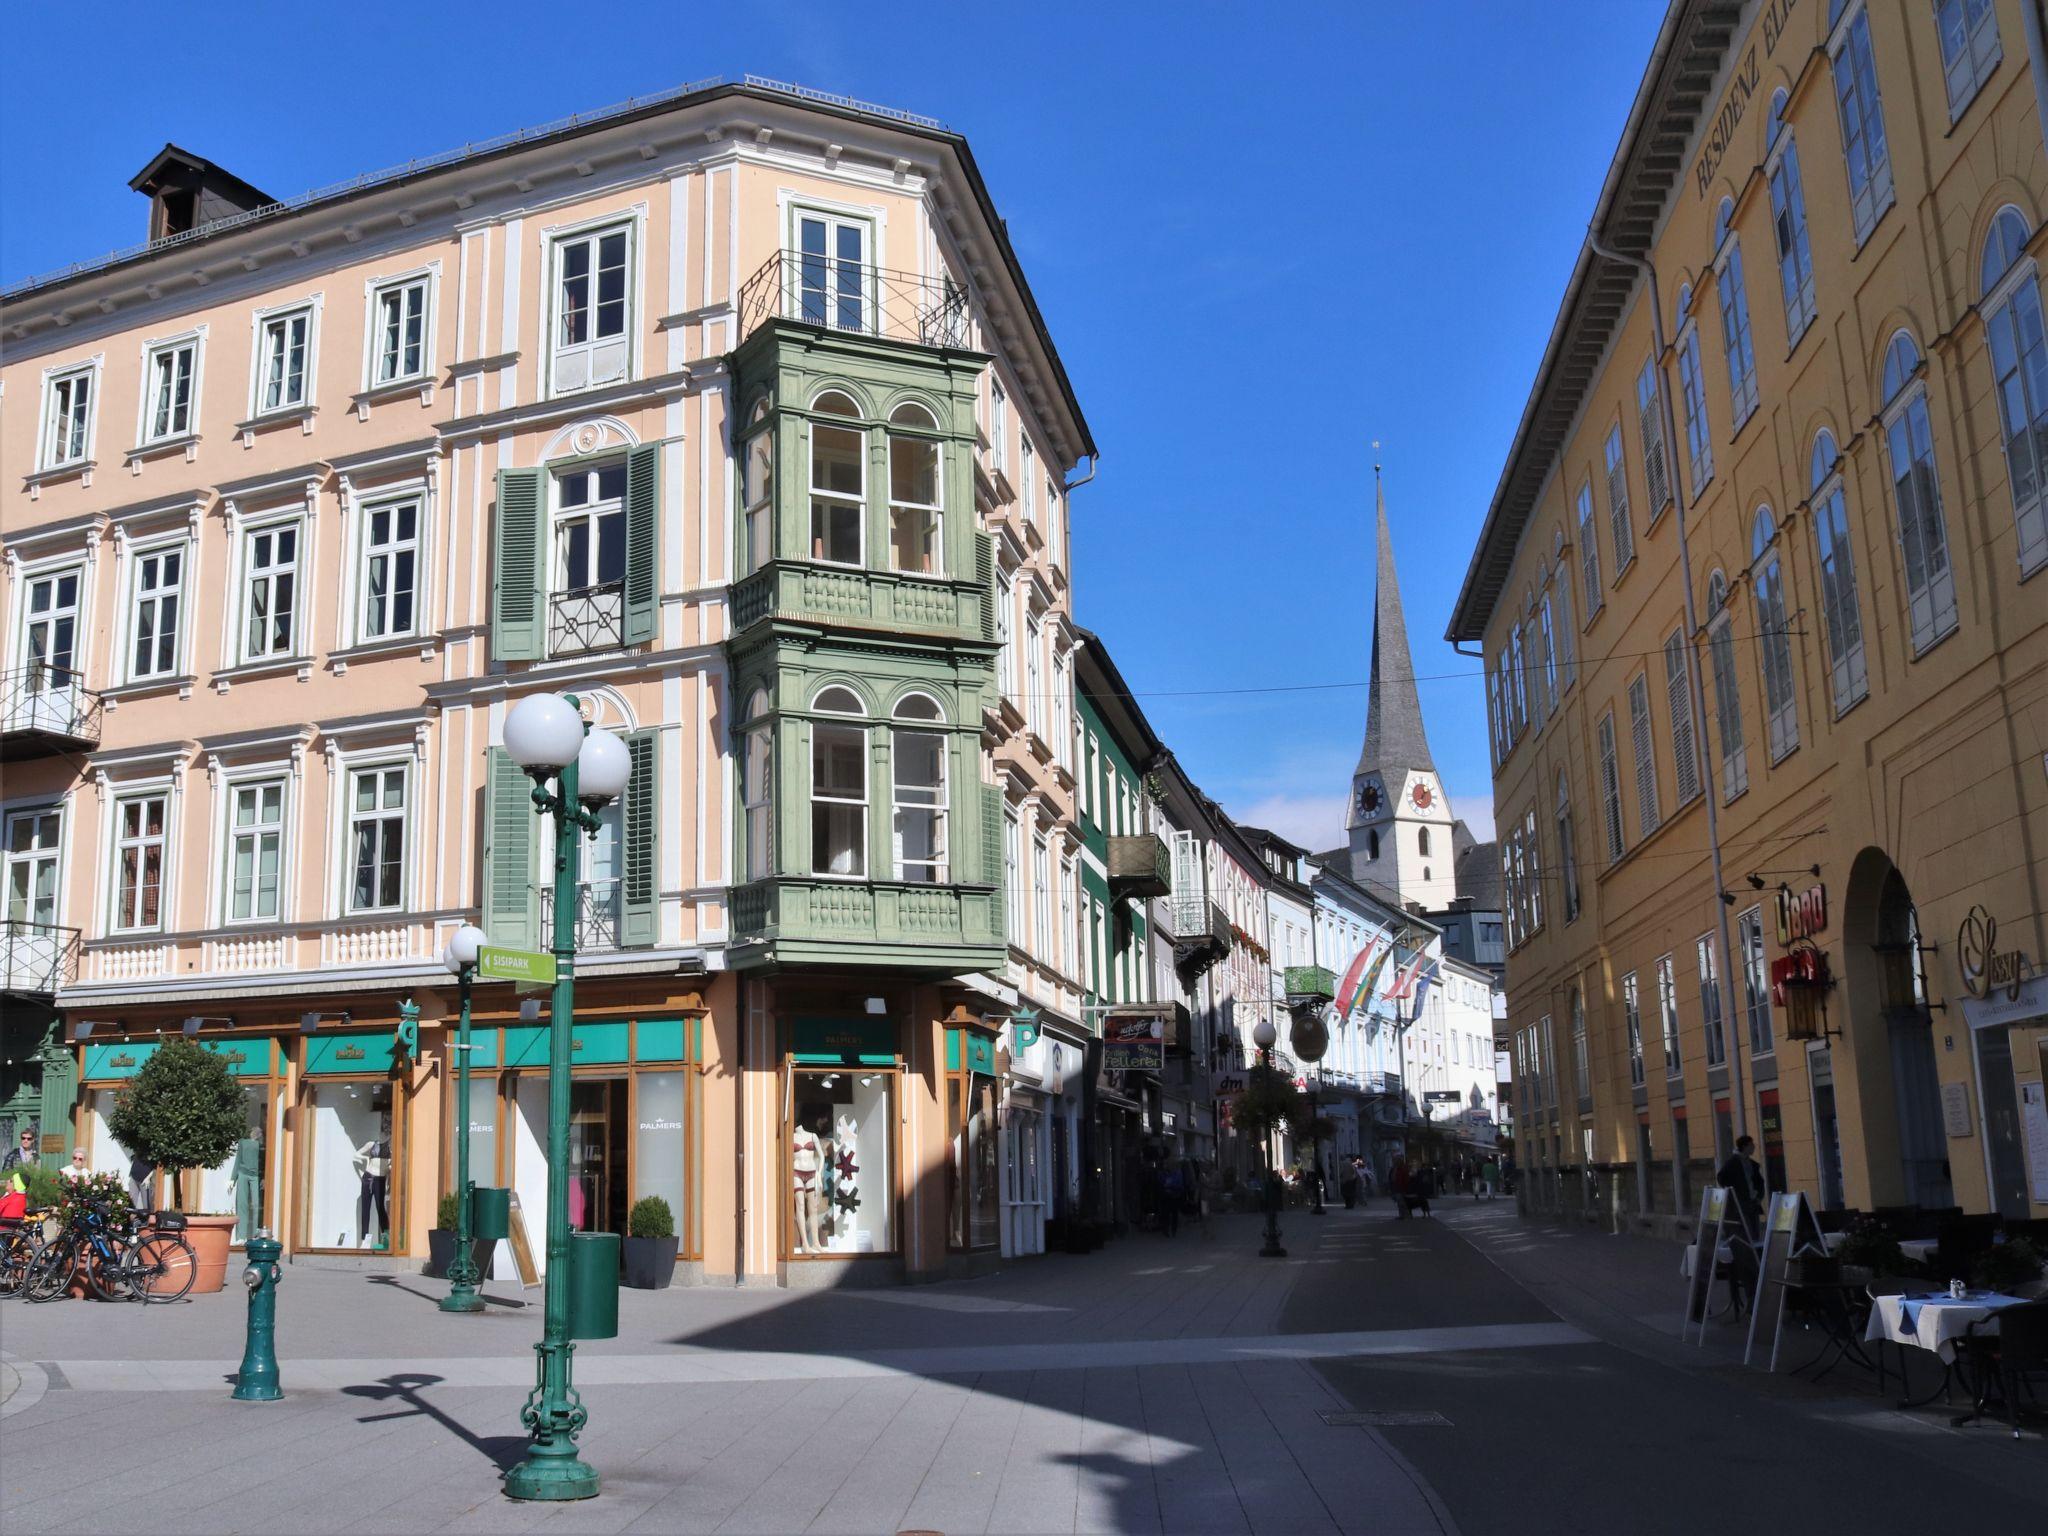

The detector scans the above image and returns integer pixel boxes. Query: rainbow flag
[1337,930,1390,1018]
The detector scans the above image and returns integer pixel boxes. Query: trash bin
[568,1231,619,1340]
[470,1186,511,1242]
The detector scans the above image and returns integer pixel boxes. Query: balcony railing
[548,581,625,657]
[541,878,622,953]
[738,251,971,350]
[1283,965,1337,1003]
[0,665,102,758]
[1107,834,1172,901]
[3,919,81,995]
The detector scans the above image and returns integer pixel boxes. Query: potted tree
[106,1039,248,1293]
[425,1192,495,1282]
[622,1196,678,1289]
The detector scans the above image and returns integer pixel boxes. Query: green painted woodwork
[1073,686,1152,1013]
[493,468,545,661]
[1284,966,1338,1001]
[304,1032,397,1075]
[622,445,660,644]
[466,1029,502,1070]
[946,1029,996,1075]
[503,1019,630,1069]
[790,1016,895,1064]
[621,731,659,948]
[725,319,1005,976]
[635,1018,688,1063]
[486,747,539,951]
[82,1041,156,1080]
[201,1037,276,1077]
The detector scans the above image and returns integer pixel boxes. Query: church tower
[1348,465,1457,909]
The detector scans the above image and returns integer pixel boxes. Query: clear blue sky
[3,1,1665,852]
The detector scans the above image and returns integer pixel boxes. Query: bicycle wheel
[86,1240,138,1303]
[133,1234,198,1303]
[0,1234,30,1296]
[23,1236,75,1302]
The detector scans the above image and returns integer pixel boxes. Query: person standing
[127,1149,156,1213]
[1409,1159,1435,1217]
[1716,1135,1768,1237]
[2,1126,37,1172]
[60,1147,90,1182]
[1389,1155,1411,1219]
[1339,1157,1360,1209]
[1158,1160,1183,1238]
[1478,1154,1500,1201]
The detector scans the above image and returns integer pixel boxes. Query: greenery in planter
[18,1162,66,1210]
[1969,1236,2044,1292]
[437,1192,461,1232]
[628,1196,675,1240]
[1232,1061,1307,1139]
[1833,1217,1909,1277]
[105,1039,246,1213]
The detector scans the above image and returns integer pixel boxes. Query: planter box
[621,1234,678,1289]
[183,1214,235,1294]
[423,1229,495,1281]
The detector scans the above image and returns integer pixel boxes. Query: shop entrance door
[516,1075,627,1240]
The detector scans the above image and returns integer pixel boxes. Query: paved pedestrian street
[3,1208,2043,1534]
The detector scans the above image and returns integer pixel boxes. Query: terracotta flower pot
[179,1214,236,1294]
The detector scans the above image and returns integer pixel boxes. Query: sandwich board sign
[1743,1189,1829,1369]
[1682,1186,1732,1346]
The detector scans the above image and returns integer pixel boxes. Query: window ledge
[1849,194,1897,261]
[1610,554,1638,593]
[125,433,200,470]
[1830,688,1870,724]
[1766,741,1800,770]
[104,674,197,706]
[212,656,313,691]
[350,378,435,420]
[1644,498,1674,533]
[1784,315,1815,361]
[1908,622,1960,663]
[236,406,317,444]
[1024,730,1055,767]
[2021,549,2046,583]
[446,350,520,379]
[22,459,95,498]
[329,634,437,673]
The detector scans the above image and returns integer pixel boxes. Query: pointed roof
[1356,465,1436,784]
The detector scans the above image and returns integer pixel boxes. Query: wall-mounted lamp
[299,1010,351,1035]
[1745,874,1767,891]
[1718,891,1737,907]
[70,1020,98,1042]
[182,1018,202,1037]
[519,998,543,1023]
[864,997,887,1016]
[182,1015,233,1037]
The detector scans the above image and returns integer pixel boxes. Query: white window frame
[742,691,773,882]
[807,396,866,569]
[341,759,411,916]
[1657,954,1681,1078]
[354,493,424,645]
[222,773,290,926]
[125,536,189,684]
[1623,971,1645,1087]
[5,805,65,931]
[363,264,438,390]
[1714,209,1761,431]
[545,213,641,398]
[809,689,869,881]
[1604,424,1634,576]
[890,700,948,886]
[885,404,943,577]
[1598,711,1625,863]
[1809,436,1869,713]
[109,787,173,935]
[13,558,87,685]
[1555,771,1580,924]
[1033,833,1052,964]
[1627,673,1660,840]
[1705,574,1749,802]
[1676,299,1714,496]
[248,298,320,419]
[1934,0,2001,121]
[138,330,204,447]
[1766,102,1818,346]
[989,376,1010,478]
[1698,934,1725,1068]
[38,359,100,472]
[1635,355,1671,517]
[238,516,304,665]
[1750,509,1801,763]
[1576,483,1602,618]
[1663,630,1701,807]
[1829,1,1896,245]
[1980,214,2048,577]
[1025,616,1045,740]
[1880,339,1961,652]
[785,201,877,335]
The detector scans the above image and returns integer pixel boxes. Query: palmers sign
[1694,0,1802,199]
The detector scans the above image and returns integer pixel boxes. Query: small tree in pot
[107,1039,247,1292]
[425,1192,492,1282]
[622,1195,678,1289]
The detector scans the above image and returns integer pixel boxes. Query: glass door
[796,213,868,332]
[16,569,81,731]
[5,810,61,989]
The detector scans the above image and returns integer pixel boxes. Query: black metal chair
[1956,1299,2048,1438]
[1935,1213,2004,1282]
[1865,1275,1917,1397]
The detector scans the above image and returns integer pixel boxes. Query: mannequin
[230,1134,263,1244]
[352,1114,391,1248]
[791,1108,829,1254]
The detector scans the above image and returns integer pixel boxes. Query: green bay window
[891,694,947,884]
[809,392,865,564]
[742,400,773,572]
[811,687,868,877]
[887,404,941,574]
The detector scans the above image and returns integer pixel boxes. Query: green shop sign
[791,1016,895,1066]
[83,1042,158,1080]
[502,1019,630,1069]
[944,1029,996,1075]
[202,1038,276,1077]
[304,1033,398,1076]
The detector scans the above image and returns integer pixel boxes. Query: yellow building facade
[1451,0,2048,1227]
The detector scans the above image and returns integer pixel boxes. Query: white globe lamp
[445,922,488,974]
[504,693,584,774]
[576,726,631,806]
[1252,1017,1277,1051]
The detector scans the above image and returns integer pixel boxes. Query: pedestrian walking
[1389,1156,1411,1219]
[1358,1158,1374,1203]
[1716,1134,1768,1238]
[1409,1159,1436,1217]
[2,1126,37,1172]
[1478,1154,1500,1200]
[1158,1160,1183,1237]
[1339,1157,1360,1209]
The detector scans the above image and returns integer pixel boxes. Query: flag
[1341,930,1391,1018]
[1332,931,1381,1021]
[1355,939,1398,1010]
[1381,948,1428,1002]
[1407,957,1443,1016]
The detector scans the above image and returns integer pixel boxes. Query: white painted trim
[34,355,104,474]
[244,293,324,421]
[133,326,207,451]
[358,259,443,394]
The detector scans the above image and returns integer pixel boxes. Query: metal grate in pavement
[1319,1408,1452,1427]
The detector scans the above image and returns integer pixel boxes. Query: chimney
[129,145,277,242]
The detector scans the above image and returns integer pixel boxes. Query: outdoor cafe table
[1862,1291,2031,1411]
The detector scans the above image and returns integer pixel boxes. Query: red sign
[1774,883,1827,946]
[1768,946,1830,1007]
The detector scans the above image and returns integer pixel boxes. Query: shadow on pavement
[365,1273,529,1309]
[344,1372,530,1473]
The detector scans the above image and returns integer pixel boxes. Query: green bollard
[233,1231,283,1402]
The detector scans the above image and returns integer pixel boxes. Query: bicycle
[23,1204,197,1303]
[0,1213,48,1296]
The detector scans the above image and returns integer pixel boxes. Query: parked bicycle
[22,1200,198,1303]
[0,1211,46,1296]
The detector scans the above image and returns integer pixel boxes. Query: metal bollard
[232,1230,283,1402]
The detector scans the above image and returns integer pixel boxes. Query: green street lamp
[1252,1016,1286,1259]
[501,691,631,1504]
[439,921,489,1316]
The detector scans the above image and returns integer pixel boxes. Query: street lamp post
[439,922,489,1316]
[501,693,632,1504]
[1253,1017,1286,1258]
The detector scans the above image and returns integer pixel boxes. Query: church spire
[1355,460,1436,784]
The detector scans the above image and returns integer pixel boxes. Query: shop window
[196,1083,276,1244]
[790,1068,895,1255]
[303,1079,394,1250]
[635,1070,688,1240]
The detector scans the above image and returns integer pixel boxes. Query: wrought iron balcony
[0,666,102,759]
[1107,834,1171,901]
[1170,896,1231,984]
[540,878,621,953]
[548,581,625,658]
[738,251,971,350]
[2,919,81,996]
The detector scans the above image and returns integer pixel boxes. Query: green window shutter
[484,747,537,950]
[623,444,659,645]
[974,532,994,640]
[981,781,1004,909]
[621,729,660,948]
[492,467,545,661]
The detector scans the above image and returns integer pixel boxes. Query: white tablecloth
[1899,1238,1937,1264]
[1679,1241,1735,1279]
[1862,1292,2028,1363]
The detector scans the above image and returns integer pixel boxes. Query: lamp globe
[504,693,584,773]
[1252,1017,1278,1050]
[446,923,488,973]
[577,726,631,805]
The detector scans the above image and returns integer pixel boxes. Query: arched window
[1418,827,1431,857]
[1715,197,1760,425]
[1750,507,1800,762]
[809,393,864,565]
[1807,430,1869,713]
[891,693,947,884]
[1767,90,1818,339]
[1879,332,1961,649]
[1555,770,1580,922]
[1704,570,1748,801]
[1979,207,2048,573]
[811,687,867,877]
[743,399,773,573]
[886,403,941,575]
[1830,1,1894,240]
[742,689,773,880]
[1675,282,1714,493]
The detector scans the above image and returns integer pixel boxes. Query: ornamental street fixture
[501,692,630,1503]
[439,922,489,1316]
[1252,1016,1286,1259]
[233,1231,283,1401]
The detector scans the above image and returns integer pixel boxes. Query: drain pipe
[1583,226,1749,1147]
[2021,1,2048,173]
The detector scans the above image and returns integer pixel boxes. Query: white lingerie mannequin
[792,1118,827,1253]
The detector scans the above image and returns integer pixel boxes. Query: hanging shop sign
[1958,904,2032,1004]
[1102,1013,1166,1071]
[1773,883,1827,946]
[1769,943,1835,1041]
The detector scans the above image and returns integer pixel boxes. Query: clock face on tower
[1357,780,1382,816]
[1410,781,1434,811]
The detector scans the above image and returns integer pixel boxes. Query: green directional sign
[479,945,556,989]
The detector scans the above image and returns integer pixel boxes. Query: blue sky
[2,2,1665,852]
